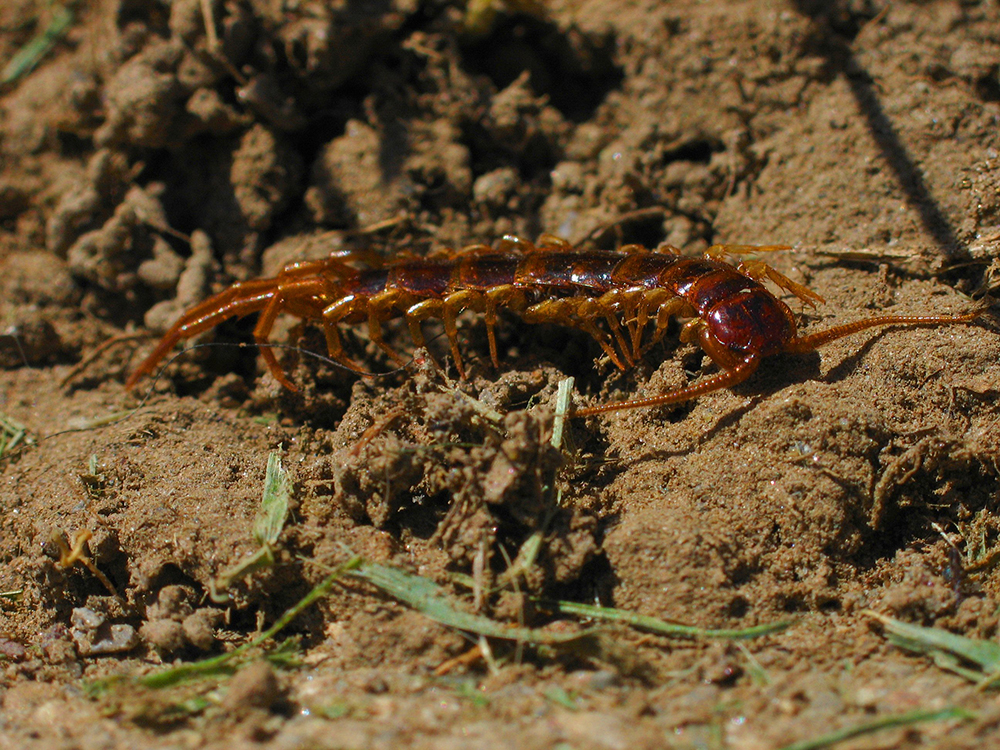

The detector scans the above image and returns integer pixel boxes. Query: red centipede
[125,234,984,416]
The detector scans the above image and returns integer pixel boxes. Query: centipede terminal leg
[786,309,984,354]
[573,353,761,417]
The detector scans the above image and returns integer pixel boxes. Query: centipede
[125,234,984,416]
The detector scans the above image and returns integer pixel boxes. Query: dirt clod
[222,661,282,713]
[140,619,187,656]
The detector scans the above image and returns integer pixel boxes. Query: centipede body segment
[125,235,984,415]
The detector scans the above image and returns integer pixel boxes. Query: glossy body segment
[125,236,983,415]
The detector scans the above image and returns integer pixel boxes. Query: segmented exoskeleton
[126,235,982,415]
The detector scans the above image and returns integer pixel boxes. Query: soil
[1,1,1000,748]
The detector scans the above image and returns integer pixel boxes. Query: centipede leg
[496,235,540,254]
[679,318,703,345]
[484,300,499,368]
[321,296,370,374]
[702,245,825,306]
[405,311,428,353]
[628,297,648,359]
[637,296,688,358]
[594,289,641,366]
[574,353,760,417]
[534,234,573,251]
[738,259,825,306]
[604,312,633,367]
[704,244,792,258]
[253,277,337,389]
[366,290,409,365]
[653,244,682,255]
[441,302,466,379]
[524,298,630,370]
[578,318,629,370]
[445,290,494,377]
[607,291,654,362]
[626,289,676,359]
[486,286,529,368]
[405,299,446,372]
[453,242,497,258]
[253,291,295,390]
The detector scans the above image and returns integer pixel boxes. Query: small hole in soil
[460,16,623,122]
[145,563,201,592]
[391,492,450,540]
[116,0,170,32]
[975,73,1000,103]
[727,596,750,618]
[554,553,616,606]
[817,597,842,612]
[586,211,671,251]
[662,140,717,165]
[779,595,806,613]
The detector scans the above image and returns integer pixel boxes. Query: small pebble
[70,607,138,656]
[77,624,139,656]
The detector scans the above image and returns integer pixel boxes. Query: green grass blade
[868,611,1000,677]
[0,413,30,459]
[210,451,290,601]
[543,685,579,710]
[254,452,290,546]
[550,376,574,451]
[2,5,77,84]
[776,706,974,750]
[347,560,593,645]
[541,599,791,640]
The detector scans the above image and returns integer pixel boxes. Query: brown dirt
[2,1,1000,748]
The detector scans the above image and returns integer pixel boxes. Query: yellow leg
[321,295,369,374]
[366,290,408,364]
